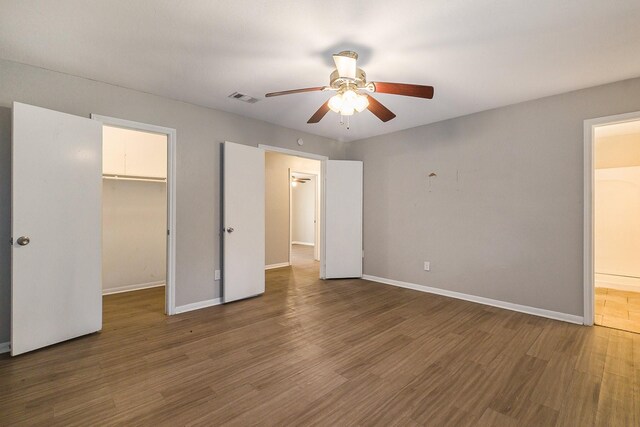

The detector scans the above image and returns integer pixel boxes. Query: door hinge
[167,229,170,236]
[9,237,13,245]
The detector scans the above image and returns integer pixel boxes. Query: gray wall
[102,180,167,293]
[0,59,344,342]
[346,77,640,317]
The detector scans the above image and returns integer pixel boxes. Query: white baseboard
[103,281,165,295]
[595,273,640,293]
[292,241,314,246]
[0,341,10,354]
[596,282,640,293]
[175,297,222,314]
[265,262,290,270]
[363,275,584,325]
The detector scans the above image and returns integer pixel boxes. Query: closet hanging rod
[102,174,166,183]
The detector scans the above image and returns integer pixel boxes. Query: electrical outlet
[214,270,221,281]
[424,261,430,271]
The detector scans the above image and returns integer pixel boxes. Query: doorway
[290,171,320,267]
[92,114,177,314]
[262,145,325,277]
[221,142,363,304]
[585,112,640,332]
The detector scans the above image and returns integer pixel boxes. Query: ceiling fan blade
[372,82,434,99]
[307,101,330,124]
[333,54,357,79]
[366,95,396,122]
[265,87,325,97]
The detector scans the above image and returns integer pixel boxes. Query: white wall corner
[362,275,584,325]
[174,298,221,314]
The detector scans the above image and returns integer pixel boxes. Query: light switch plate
[424,262,430,271]
[214,270,221,281]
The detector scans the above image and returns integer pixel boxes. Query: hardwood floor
[1,259,639,426]
[595,287,640,334]
[290,243,316,267]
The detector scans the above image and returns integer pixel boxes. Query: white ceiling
[1,1,640,142]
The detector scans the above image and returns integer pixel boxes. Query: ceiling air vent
[228,92,260,104]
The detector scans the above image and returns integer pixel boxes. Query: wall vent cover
[228,92,260,104]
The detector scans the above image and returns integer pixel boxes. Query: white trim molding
[265,262,290,270]
[257,144,328,161]
[91,113,178,315]
[363,275,584,325]
[174,298,221,314]
[102,281,165,295]
[583,110,640,326]
[0,341,10,354]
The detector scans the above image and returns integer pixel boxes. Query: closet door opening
[93,114,176,315]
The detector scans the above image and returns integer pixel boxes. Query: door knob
[226,227,234,233]
[16,236,30,246]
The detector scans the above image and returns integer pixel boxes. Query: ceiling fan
[265,51,434,124]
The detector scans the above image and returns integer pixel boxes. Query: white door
[222,141,265,302]
[11,102,103,356]
[324,160,363,278]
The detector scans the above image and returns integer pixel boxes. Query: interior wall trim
[265,262,291,270]
[91,113,177,315]
[0,341,10,354]
[363,274,584,325]
[174,298,221,314]
[102,281,165,295]
[584,110,640,326]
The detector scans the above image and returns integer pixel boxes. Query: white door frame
[91,114,177,315]
[289,170,320,262]
[258,144,328,278]
[583,110,640,326]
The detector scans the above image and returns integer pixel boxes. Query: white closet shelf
[102,174,166,183]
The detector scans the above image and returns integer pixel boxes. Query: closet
[102,125,168,296]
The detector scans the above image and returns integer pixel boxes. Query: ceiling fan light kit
[265,50,434,126]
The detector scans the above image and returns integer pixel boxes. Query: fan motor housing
[329,68,367,90]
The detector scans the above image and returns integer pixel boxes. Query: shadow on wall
[0,106,11,343]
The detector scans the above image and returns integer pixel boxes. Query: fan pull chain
[339,114,351,130]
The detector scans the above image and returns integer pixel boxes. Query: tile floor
[595,286,640,333]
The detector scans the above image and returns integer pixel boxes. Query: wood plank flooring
[595,287,640,334]
[1,255,639,425]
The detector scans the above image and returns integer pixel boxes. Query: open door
[222,141,265,302]
[11,102,102,356]
[324,160,363,279]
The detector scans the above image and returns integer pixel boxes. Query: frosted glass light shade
[340,105,355,116]
[354,95,369,112]
[328,94,343,113]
